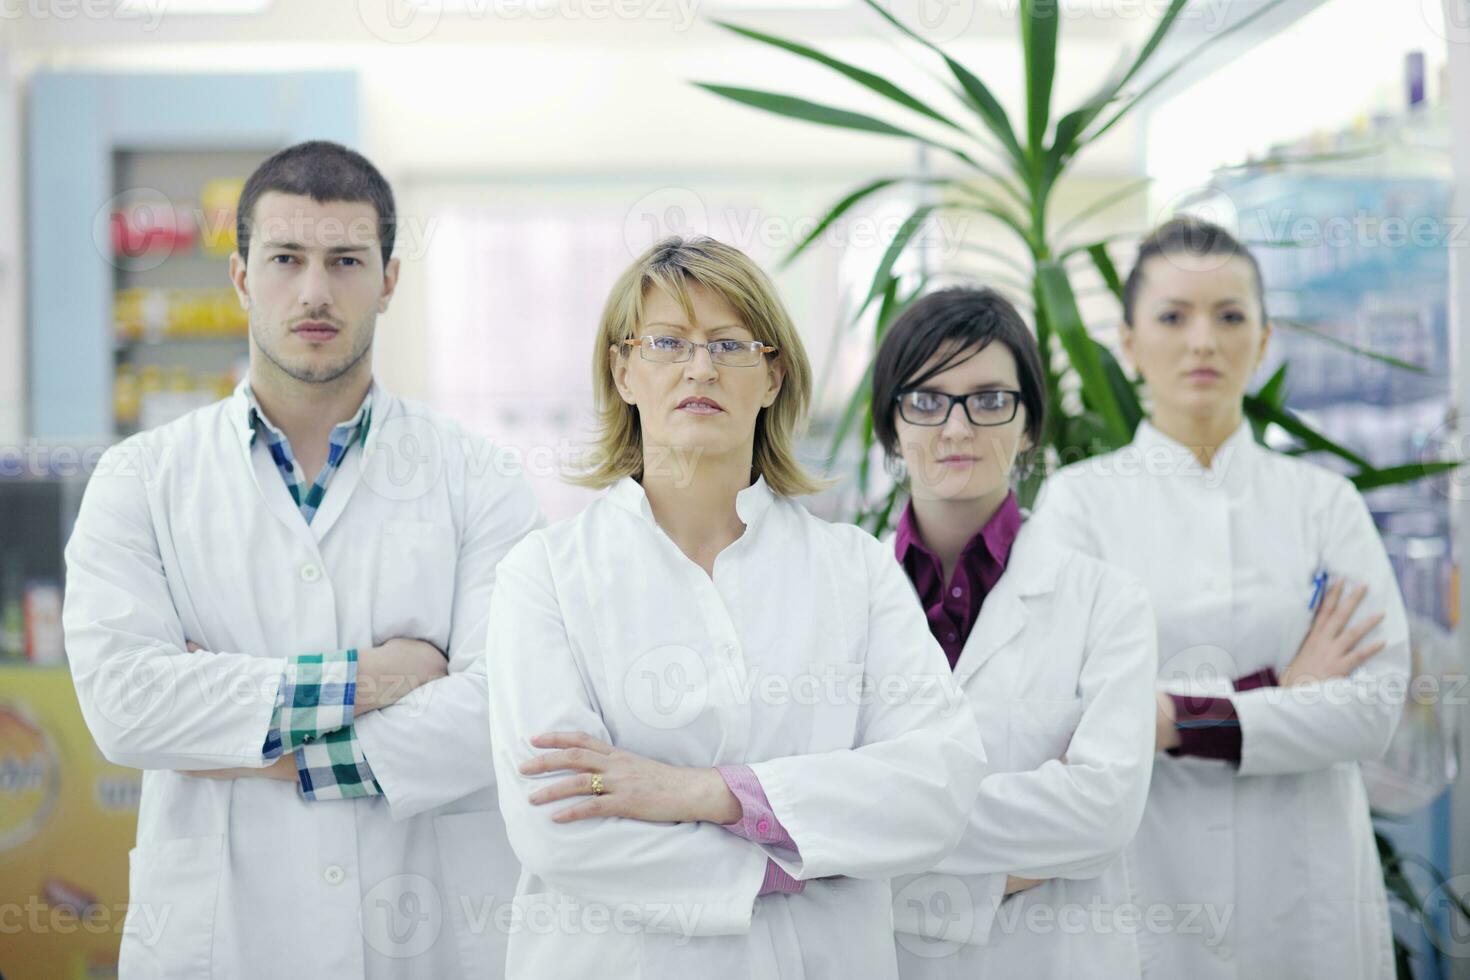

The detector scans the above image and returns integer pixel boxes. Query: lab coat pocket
[433,809,520,980]
[117,834,223,979]
[808,660,865,752]
[505,891,644,979]
[373,520,458,650]
[1005,697,1085,771]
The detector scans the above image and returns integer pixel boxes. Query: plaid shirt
[247,386,383,800]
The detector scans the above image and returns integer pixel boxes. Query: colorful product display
[0,668,140,980]
[112,287,248,343]
[113,363,238,430]
[198,177,245,257]
[111,175,250,435]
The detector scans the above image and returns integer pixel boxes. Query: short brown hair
[871,287,1047,462]
[237,140,396,264]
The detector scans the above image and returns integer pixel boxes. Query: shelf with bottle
[113,362,241,436]
[113,285,250,346]
[108,176,244,269]
[1226,178,1450,298]
[108,156,258,436]
[0,557,63,666]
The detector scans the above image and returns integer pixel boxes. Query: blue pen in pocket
[1308,568,1329,611]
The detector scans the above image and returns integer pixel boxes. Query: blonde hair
[570,236,829,497]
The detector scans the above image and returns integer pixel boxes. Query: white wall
[0,24,22,445]
[1144,0,1450,215]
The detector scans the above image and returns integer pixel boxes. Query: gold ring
[589,773,605,796]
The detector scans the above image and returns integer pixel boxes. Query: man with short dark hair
[63,140,542,978]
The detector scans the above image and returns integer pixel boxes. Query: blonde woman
[484,237,988,979]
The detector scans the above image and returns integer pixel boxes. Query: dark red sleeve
[1165,668,1281,763]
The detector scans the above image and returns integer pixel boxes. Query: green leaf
[782,177,901,270]
[1256,364,1290,408]
[1053,411,1115,460]
[786,176,983,270]
[1020,0,1059,165]
[1059,230,1142,261]
[1247,365,1289,442]
[854,204,939,322]
[949,194,1034,250]
[1035,261,1130,445]
[1086,241,1124,305]
[696,83,926,138]
[1274,318,1429,374]
[1388,849,1470,921]
[1055,177,1153,245]
[710,21,969,134]
[694,84,985,172]
[1047,0,1188,176]
[856,390,877,492]
[856,0,1027,173]
[825,273,925,462]
[866,484,902,538]
[950,184,1032,233]
[944,56,1029,174]
[1242,395,1372,470]
[1094,339,1143,433]
[1087,0,1295,145]
[826,363,875,463]
[1351,461,1463,492]
[952,241,1031,276]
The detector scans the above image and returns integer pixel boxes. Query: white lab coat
[61,379,544,979]
[891,519,1158,979]
[483,475,989,980]
[1030,419,1408,980]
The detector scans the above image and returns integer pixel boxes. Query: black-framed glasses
[624,336,777,368]
[896,389,1022,427]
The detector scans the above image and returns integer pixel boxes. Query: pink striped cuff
[715,764,804,896]
[759,857,804,895]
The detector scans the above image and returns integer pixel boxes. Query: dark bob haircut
[871,286,1047,463]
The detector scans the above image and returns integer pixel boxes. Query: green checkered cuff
[294,725,383,800]
[263,649,358,757]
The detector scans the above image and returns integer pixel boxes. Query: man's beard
[252,313,374,385]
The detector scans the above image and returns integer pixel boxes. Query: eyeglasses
[624,336,777,368]
[896,389,1022,427]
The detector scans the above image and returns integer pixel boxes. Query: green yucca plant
[695,0,1459,533]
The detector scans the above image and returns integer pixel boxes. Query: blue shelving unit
[26,71,358,441]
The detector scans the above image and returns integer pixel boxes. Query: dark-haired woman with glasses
[874,287,1159,979]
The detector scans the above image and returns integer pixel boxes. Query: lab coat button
[323,864,345,885]
[300,563,321,583]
